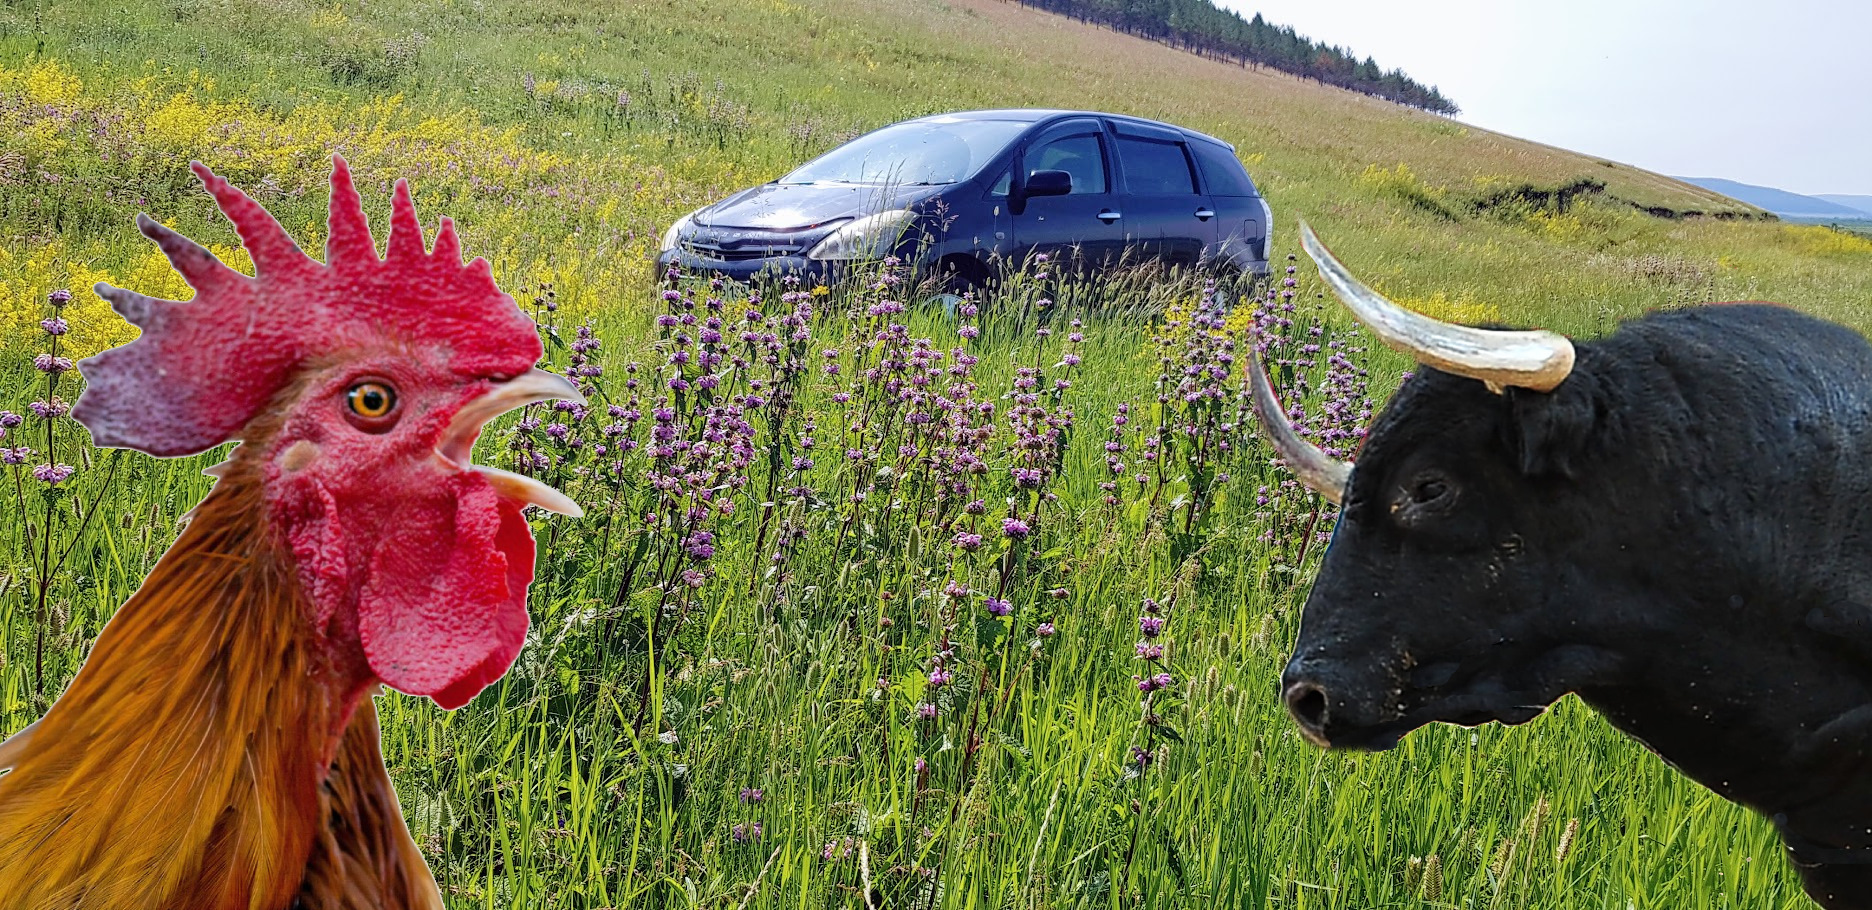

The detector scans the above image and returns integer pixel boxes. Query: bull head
[1255,235,1872,905]
[1254,223,1603,749]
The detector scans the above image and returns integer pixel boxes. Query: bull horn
[1246,350,1350,505]
[1299,221,1575,393]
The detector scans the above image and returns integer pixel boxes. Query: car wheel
[924,256,992,313]
[936,255,991,295]
[1204,261,1252,307]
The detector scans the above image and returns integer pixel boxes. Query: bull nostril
[1284,682,1330,737]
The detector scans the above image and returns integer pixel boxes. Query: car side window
[1115,136,1197,195]
[1190,141,1257,196]
[990,167,1010,197]
[1027,133,1106,195]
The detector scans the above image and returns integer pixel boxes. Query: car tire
[929,255,992,299]
[1204,261,1253,308]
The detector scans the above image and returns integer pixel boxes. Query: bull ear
[1504,371,1601,479]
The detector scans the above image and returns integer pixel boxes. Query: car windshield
[779,119,1027,187]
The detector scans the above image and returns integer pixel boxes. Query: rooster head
[74,157,581,709]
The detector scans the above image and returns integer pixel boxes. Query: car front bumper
[654,250,847,286]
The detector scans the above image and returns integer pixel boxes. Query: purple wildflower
[33,463,75,485]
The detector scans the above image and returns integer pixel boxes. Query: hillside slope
[4,0,1869,345]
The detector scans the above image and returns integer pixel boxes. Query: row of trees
[1012,0,1460,115]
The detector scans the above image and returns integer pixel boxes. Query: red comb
[75,157,543,457]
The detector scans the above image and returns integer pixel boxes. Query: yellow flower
[1397,291,1502,326]
[811,285,830,297]
[144,92,215,154]
[21,61,83,105]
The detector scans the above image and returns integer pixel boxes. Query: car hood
[696,182,935,230]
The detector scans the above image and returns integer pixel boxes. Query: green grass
[4,0,1870,906]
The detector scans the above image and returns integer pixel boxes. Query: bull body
[1282,303,1872,907]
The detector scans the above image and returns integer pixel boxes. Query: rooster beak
[436,368,586,518]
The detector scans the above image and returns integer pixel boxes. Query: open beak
[436,368,587,518]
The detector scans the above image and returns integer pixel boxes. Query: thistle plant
[1149,279,1244,553]
[8,289,121,696]
[1242,258,1376,566]
[1119,593,1183,889]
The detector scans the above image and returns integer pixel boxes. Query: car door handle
[1194,209,1215,221]
[1097,210,1122,223]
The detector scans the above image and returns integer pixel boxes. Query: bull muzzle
[1282,679,1334,747]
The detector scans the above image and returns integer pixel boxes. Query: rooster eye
[345,381,398,426]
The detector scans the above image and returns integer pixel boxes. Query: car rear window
[1115,137,1196,195]
[1191,142,1258,197]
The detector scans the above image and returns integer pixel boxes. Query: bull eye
[343,380,401,431]
[1411,477,1449,505]
[1392,470,1457,526]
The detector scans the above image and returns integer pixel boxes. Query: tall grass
[2,256,1811,908]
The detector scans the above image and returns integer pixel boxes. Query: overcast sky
[1216,0,1871,196]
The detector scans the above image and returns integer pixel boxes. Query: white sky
[1216,0,1872,195]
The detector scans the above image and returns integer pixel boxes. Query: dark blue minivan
[655,109,1273,289]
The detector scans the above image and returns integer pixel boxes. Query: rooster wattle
[0,157,580,908]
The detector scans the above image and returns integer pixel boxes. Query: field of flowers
[7,0,1871,905]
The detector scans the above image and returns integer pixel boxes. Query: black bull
[1277,302,1872,908]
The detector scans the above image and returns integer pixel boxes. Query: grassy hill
[8,0,1871,349]
[3,0,1868,907]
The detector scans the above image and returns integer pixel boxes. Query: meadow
[5,0,1872,906]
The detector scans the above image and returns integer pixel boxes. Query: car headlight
[660,210,699,253]
[806,210,917,261]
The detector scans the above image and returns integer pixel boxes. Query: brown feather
[297,698,445,910]
[0,441,444,908]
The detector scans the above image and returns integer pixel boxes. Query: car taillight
[1259,198,1274,261]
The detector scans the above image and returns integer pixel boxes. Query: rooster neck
[0,468,381,909]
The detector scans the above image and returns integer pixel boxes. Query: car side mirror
[1025,169,1073,198]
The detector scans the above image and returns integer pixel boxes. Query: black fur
[1281,304,1872,909]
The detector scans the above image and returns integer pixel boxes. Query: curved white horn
[1299,221,1575,393]
[1246,351,1350,505]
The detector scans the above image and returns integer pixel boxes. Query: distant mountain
[1817,194,1872,218]
[1677,177,1871,221]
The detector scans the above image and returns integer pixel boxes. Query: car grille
[683,239,807,262]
